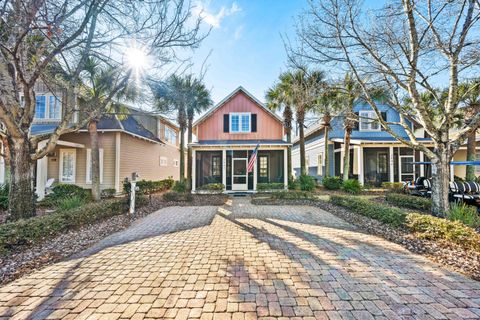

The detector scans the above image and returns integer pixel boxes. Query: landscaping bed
[252,193,480,280]
[0,191,227,285]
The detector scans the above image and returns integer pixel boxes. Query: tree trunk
[342,127,352,181]
[88,120,101,201]
[7,137,36,221]
[187,118,193,190]
[298,119,306,176]
[430,152,451,217]
[179,126,185,182]
[466,131,476,181]
[324,126,330,177]
[286,132,292,181]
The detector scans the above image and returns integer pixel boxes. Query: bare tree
[0,0,203,220]
[290,0,480,215]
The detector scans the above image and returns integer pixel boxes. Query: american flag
[247,144,259,173]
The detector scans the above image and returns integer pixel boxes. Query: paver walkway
[1,198,479,320]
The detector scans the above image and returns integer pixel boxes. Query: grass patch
[385,193,431,211]
[447,201,480,229]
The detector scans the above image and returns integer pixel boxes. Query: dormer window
[230,113,251,133]
[34,95,62,120]
[359,110,380,131]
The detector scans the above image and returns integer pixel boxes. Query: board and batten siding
[196,91,283,141]
[119,133,180,182]
[47,132,116,189]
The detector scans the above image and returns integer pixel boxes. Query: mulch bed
[252,197,480,281]
[0,193,228,285]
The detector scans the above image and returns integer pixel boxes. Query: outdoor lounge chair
[422,178,432,197]
[449,181,480,207]
[405,176,428,196]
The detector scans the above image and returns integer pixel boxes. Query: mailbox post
[129,172,139,217]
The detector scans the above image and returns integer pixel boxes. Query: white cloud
[194,1,242,28]
[234,25,243,40]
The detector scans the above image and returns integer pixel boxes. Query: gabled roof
[193,86,283,127]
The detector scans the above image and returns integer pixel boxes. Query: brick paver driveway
[1,198,479,320]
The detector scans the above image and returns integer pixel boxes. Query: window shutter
[223,114,229,133]
[251,114,257,132]
[353,112,359,130]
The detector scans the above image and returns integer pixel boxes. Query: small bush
[56,196,84,211]
[123,178,174,195]
[322,176,342,190]
[298,175,316,191]
[288,178,298,190]
[101,188,116,199]
[172,180,187,193]
[407,213,480,251]
[50,184,91,201]
[342,179,362,194]
[257,183,285,191]
[0,184,8,210]
[198,183,224,191]
[163,191,193,202]
[386,193,431,211]
[330,195,406,227]
[381,182,405,193]
[447,201,480,229]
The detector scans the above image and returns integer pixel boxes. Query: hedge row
[0,198,129,254]
[385,193,432,211]
[330,195,480,252]
[123,178,174,195]
[257,183,285,191]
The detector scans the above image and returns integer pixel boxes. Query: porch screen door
[232,158,248,191]
[399,155,415,182]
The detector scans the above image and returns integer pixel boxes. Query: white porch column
[192,149,197,192]
[340,147,344,175]
[357,145,364,185]
[419,152,425,176]
[115,132,121,193]
[283,148,288,190]
[398,148,401,182]
[389,146,394,183]
[35,141,48,200]
[222,149,226,191]
[253,149,258,191]
[450,164,454,182]
[0,142,5,185]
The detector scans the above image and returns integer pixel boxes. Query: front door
[232,158,248,191]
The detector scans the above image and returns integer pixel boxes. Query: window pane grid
[35,96,46,119]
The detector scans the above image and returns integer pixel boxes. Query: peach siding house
[191,87,289,192]
[33,99,180,199]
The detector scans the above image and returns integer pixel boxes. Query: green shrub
[101,188,116,199]
[386,193,431,211]
[447,201,480,229]
[163,191,193,202]
[172,180,187,193]
[381,182,405,193]
[56,196,84,211]
[271,191,316,200]
[0,198,128,253]
[342,179,362,194]
[0,184,8,210]
[288,178,298,190]
[298,175,316,191]
[123,178,175,195]
[197,183,224,191]
[50,184,90,201]
[330,195,406,227]
[407,213,480,251]
[257,183,285,191]
[322,176,342,190]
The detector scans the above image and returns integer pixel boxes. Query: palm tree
[266,71,294,181]
[80,57,135,200]
[186,76,212,191]
[151,74,211,186]
[458,79,480,181]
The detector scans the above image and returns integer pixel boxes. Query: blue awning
[411,161,480,166]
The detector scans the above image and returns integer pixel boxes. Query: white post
[340,147,344,175]
[222,149,226,191]
[419,152,425,177]
[398,148,401,182]
[192,149,197,192]
[450,164,454,182]
[0,142,4,185]
[129,172,138,217]
[357,146,364,185]
[115,132,121,194]
[389,146,394,183]
[253,148,258,191]
[284,148,288,190]
[35,141,48,200]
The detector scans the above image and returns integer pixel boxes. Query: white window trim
[259,155,269,179]
[32,94,62,120]
[230,112,251,133]
[86,148,104,184]
[317,153,324,175]
[160,156,168,166]
[59,149,76,183]
[359,110,381,132]
[173,159,179,167]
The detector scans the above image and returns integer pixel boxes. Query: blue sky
[189,1,308,103]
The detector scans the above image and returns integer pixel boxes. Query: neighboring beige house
[31,90,180,199]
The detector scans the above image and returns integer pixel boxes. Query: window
[49,96,62,119]
[173,159,179,167]
[230,113,250,133]
[317,153,323,175]
[59,149,76,183]
[164,127,177,144]
[377,153,388,174]
[160,156,168,166]
[35,96,46,119]
[359,110,380,131]
[259,156,268,178]
[212,156,221,176]
[86,149,104,184]
[477,152,480,175]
